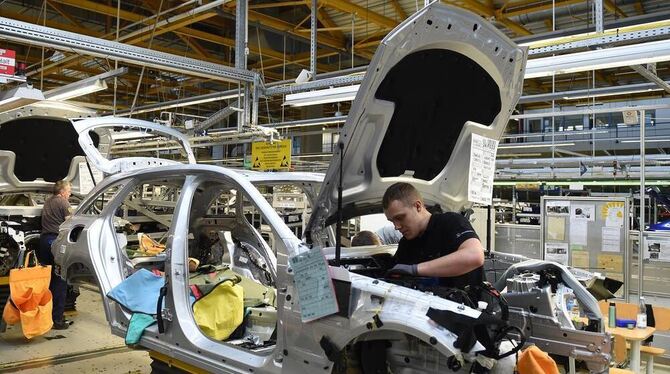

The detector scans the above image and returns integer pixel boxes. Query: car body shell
[52,4,612,373]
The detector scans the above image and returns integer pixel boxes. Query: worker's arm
[416,238,485,277]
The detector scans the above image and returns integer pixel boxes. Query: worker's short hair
[53,180,71,195]
[351,230,381,247]
[382,182,423,209]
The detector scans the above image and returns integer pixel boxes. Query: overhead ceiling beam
[503,0,589,18]
[175,33,210,60]
[604,0,627,17]
[50,0,339,59]
[46,0,84,29]
[442,0,531,36]
[308,1,345,41]
[243,9,346,51]
[249,1,306,9]
[251,50,340,71]
[124,12,218,45]
[390,0,408,20]
[318,0,399,29]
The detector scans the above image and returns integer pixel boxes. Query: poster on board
[545,242,569,265]
[571,204,595,222]
[546,201,570,216]
[644,238,670,262]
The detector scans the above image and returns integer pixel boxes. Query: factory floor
[0,285,152,373]
[2,286,670,373]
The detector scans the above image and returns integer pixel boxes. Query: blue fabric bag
[107,269,164,314]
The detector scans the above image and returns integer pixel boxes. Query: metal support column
[595,0,604,33]
[310,0,318,79]
[639,109,646,300]
[236,0,250,130]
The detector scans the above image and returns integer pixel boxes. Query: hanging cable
[113,0,121,115]
[351,14,355,68]
[39,0,46,90]
[129,0,165,118]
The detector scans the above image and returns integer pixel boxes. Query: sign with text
[0,49,16,76]
[251,139,291,171]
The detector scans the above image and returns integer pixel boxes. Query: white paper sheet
[545,242,569,265]
[468,133,498,205]
[570,221,588,245]
[547,216,566,241]
[601,226,621,252]
[571,203,595,222]
[288,247,339,322]
[644,238,670,262]
[78,160,104,195]
[605,205,625,227]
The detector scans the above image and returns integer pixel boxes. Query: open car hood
[0,103,97,195]
[72,116,196,174]
[306,4,526,243]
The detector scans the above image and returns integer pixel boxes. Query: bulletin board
[541,196,630,299]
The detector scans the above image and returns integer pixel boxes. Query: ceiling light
[525,39,670,78]
[621,139,670,143]
[115,92,241,116]
[43,67,126,101]
[45,79,108,101]
[498,142,575,149]
[264,116,348,129]
[562,88,659,100]
[0,84,45,114]
[283,85,360,107]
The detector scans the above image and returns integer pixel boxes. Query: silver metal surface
[72,117,196,174]
[192,100,241,133]
[506,272,541,293]
[306,4,527,244]
[595,0,604,34]
[0,17,257,83]
[264,74,364,96]
[631,64,670,93]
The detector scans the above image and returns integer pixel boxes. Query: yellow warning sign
[251,139,291,171]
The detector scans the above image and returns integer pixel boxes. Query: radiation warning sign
[251,139,291,171]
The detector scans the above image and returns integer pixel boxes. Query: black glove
[386,263,418,277]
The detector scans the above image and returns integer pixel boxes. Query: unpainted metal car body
[0,102,96,275]
[53,4,615,374]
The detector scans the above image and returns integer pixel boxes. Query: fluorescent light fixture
[496,153,543,157]
[283,85,360,107]
[498,142,575,149]
[621,139,670,143]
[115,92,241,116]
[45,79,108,101]
[43,68,126,101]
[562,88,659,100]
[265,115,348,129]
[0,84,45,114]
[525,39,670,78]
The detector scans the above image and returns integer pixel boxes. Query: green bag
[192,277,244,341]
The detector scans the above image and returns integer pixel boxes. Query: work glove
[386,263,418,277]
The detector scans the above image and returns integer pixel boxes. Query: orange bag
[517,345,560,374]
[3,251,53,338]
